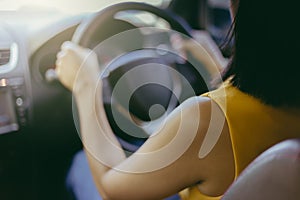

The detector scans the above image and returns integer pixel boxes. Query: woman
[56,0,300,199]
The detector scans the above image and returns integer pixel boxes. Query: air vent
[0,49,11,66]
[0,43,18,74]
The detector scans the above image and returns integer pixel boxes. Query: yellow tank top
[179,83,300,200]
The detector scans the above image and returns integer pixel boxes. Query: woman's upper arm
[91,96,220,200]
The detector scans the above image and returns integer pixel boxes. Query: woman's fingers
[55,41,82,90]
[61,41,80,52]
[55,41,101,93]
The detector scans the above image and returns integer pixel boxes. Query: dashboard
[0,22,30,134]
[0,11,84,135]
[0,11,84,200]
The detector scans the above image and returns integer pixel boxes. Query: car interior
[0,0,299,199]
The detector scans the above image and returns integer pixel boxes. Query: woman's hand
[172,31,228,71]
[55,41,100,94]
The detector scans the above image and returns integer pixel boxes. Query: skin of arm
[56,41,234,200]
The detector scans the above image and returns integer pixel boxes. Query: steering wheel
[71,2,213,153]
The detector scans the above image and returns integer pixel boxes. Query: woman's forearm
[73,84,126,196]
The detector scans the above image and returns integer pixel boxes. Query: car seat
[222,139,300,200]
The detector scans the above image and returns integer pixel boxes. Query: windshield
[0,0,170,14]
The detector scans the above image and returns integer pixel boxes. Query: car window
[0,0,171,14]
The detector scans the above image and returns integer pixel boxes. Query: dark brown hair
[223,0,300,107]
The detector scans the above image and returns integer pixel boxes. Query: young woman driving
[56,0,300,199]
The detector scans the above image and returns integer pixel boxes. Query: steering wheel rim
[72,2,193,47]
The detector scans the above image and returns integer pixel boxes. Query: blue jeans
[66,150,181,200]
[66,150,102,200]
